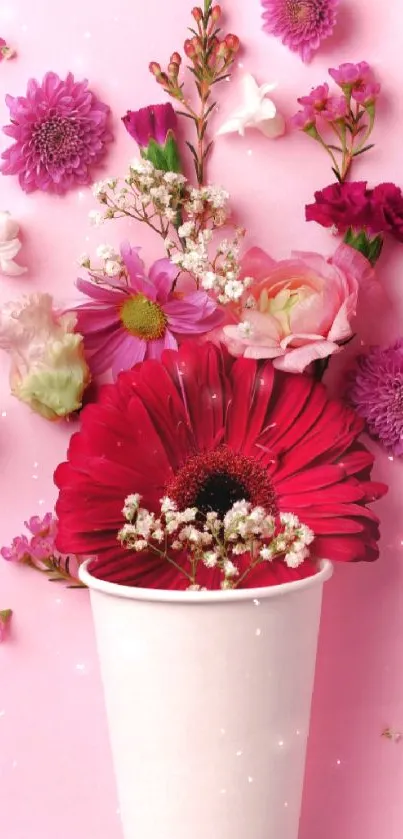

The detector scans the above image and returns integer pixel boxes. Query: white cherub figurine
[217,73,285,139]
[0,211,27,276]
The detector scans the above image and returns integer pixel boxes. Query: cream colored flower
[0,293,90,420]
[0,211,27,276]
[217,74,285,139]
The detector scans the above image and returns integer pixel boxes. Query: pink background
[1,0,403,836]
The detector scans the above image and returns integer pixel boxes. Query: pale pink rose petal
[289,289,338,336]
[327,294,357,343]
[331,242,374,288]
[240,247,277,282]
[273,339,340,372]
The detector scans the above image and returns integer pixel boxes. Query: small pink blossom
[291,106,316,130]
[329,61,373,88]
[0,609,12,643]
[1,535,30,562]
[329,62,380,105]
[298,84,329,111]
[352,81,381,106]
[321,96,347,121]
[223,243,373,373]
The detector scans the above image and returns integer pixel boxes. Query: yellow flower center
[120,293,167,340]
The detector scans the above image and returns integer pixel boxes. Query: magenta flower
[122,103,177,147]
[74,243,224,380]
[321,96,347,121]
[348,341,403,456]
[1,512,58,570]
[329,61,373,88]
[306,181,372,232]
[291,105,317,130]
[298,83,329,110]
[261,0,338,63]
[329,61,380,105]
[1,72,112,194]
[1,535,30,562]
[0,610,12,643]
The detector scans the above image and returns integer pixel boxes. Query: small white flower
[178,221,195,238]
[284,548,308,568]
[221,579,235,590]
[77,252,91,268]
[89,210,104,227]
[224,279,244,301]
[217,74,285,140]
[275,538,287,552]
[134,539,148,551]
[223,559,239,578]
[96,244,118,261]
[160,496,177,514]
[298,524,315,545]
[105,259,122,277]
[203,551,219,568]
[164,208,178,223]
[181,507,198,523]
[122,493,141,519]
[201,271,218,290]
[166,519,180,534]
[238,320,253,338]
[92,180,110,198]
[164,237,176,251]
[171,540,182,550]
[163,171,187,185]
[280,512,300,528]
[153,528,165,543]
[260,546,274,561]
[232,543,249,555]
[130,158,155,175]
[187,584,202,591]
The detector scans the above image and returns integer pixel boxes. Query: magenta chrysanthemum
[1,72,112,194]
[261,0,338,63]
[347,341,403,456]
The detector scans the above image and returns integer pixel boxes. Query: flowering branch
[149,3,240,185]
[1,514,85,588]
[118,494,315,591]
[293,62,380,183]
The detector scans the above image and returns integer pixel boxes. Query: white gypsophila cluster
[77,243,125,286]
[88,161,252,308]
[118,494,315,591]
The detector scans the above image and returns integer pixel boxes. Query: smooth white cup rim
[79,558,333,604]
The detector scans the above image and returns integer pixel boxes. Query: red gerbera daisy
[54,342,386,589]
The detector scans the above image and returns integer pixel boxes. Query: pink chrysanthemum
[74,243,223,380]
[1,72,112,194]
[261,0,339,63]
[347,341,403,457]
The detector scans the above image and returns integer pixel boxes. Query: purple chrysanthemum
[348,340,403,456]
[1,72,112,194]
[261,0,339,63]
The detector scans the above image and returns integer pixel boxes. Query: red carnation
[370,183,403,242]
[54,343,386,590]
[305,181,372,232]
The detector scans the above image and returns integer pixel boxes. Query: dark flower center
[120,293,167,340]
[32,115,81,164]
[166,446,277,519]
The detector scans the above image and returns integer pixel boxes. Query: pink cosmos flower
[295,84,346,125]
[1,72,112,194]
[261,0,338,63]
[223,244,373,373]
[74,243,224,380]
[122,103,177,147]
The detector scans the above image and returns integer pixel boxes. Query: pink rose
[223,244,373,373]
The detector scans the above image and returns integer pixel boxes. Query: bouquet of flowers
[1,0,389,593]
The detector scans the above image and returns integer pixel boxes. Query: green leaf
[343,228,384,266]
[353,143,375,157]
[331,167,342,183]
[185,140,198,161]
[164,133,181,173]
